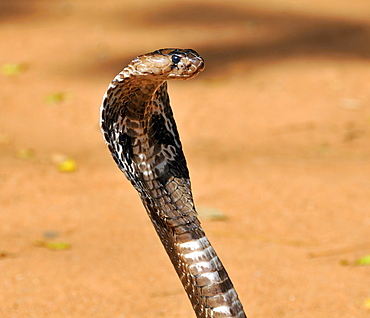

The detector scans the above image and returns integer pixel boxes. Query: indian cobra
[100,48,247,318]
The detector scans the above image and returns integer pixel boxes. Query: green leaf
[1,63,26,76]
[57,158,77,172]
[355,254,370,266]
[44,92,69,104]
[198,206,228,221]
[51,153,78,172]
[15,148,36,160]
[35,240,71,251]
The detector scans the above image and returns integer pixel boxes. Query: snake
[100,48,247,318]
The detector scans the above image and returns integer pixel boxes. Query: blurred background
[0,0,369,317]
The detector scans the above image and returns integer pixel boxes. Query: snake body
[100,48,246,318]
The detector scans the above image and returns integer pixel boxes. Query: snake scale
[100,48,247,318]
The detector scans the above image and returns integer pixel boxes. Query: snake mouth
[168,64,204,78]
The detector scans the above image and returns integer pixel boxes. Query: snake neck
[101,72,192,215]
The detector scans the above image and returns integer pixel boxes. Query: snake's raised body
[100,48,246,318]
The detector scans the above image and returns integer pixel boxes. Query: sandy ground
[1,1,370,317]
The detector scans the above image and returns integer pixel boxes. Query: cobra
[100,48,247,318]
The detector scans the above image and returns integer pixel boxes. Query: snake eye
[171,55,181,64]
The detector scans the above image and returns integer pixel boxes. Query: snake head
[133,48,205,80]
